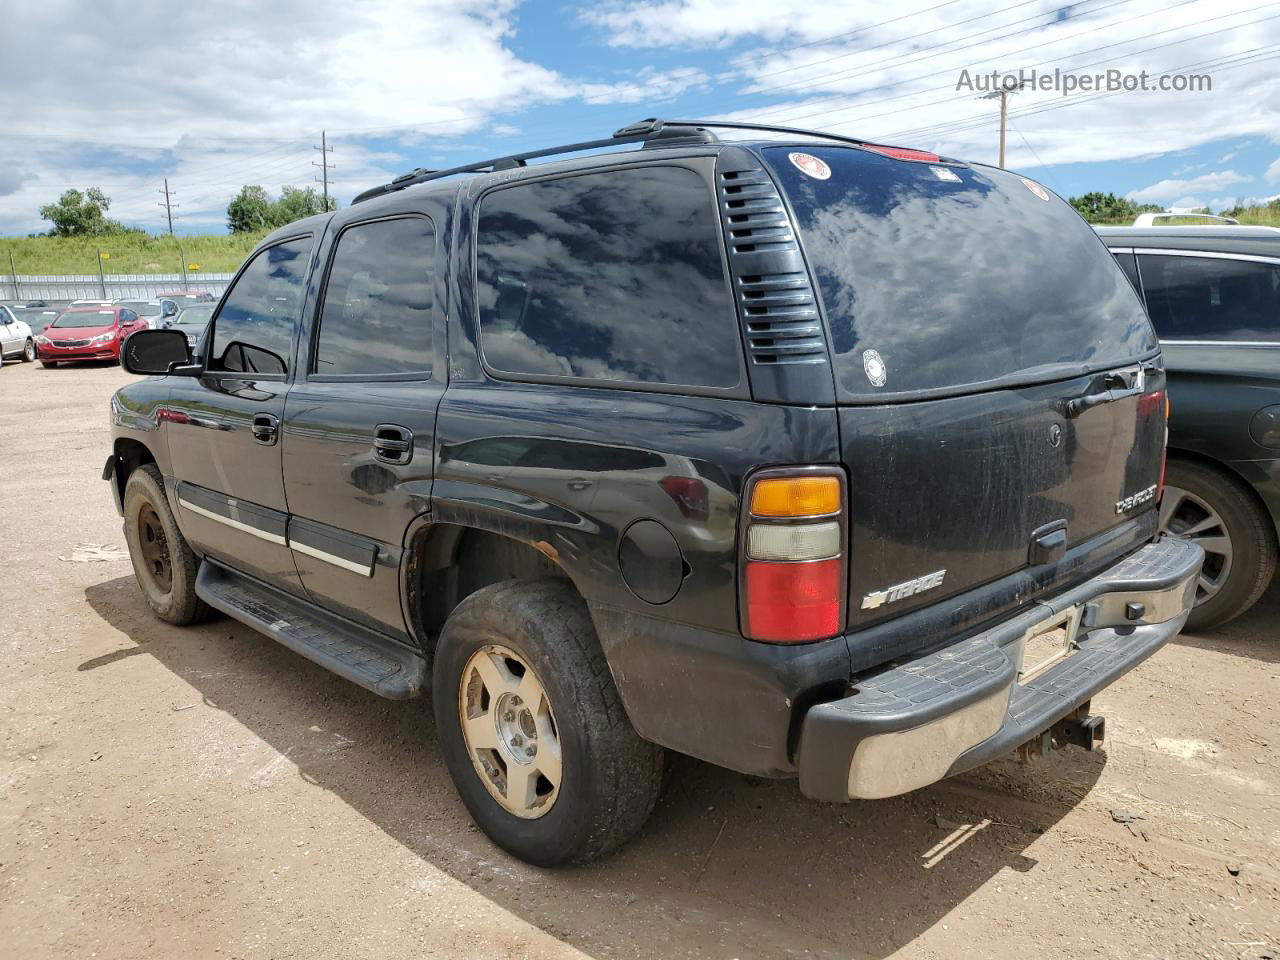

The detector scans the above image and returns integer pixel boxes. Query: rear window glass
[764,146,1156,399]
[1137,254,1280,342]
[475,165,742,391]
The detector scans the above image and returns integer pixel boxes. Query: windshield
[174,305,214,327]
[763,146,1157,400]
[116,300,158,314]
[52,310,116,328]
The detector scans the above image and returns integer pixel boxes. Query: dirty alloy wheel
[122,463,210,625]
[1159,459,1277,631]
[433,578,664,867]
[23,339,36,362]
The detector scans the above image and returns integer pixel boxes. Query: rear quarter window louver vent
[717,161,828,368]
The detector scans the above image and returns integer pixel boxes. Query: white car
[0,305,36,367]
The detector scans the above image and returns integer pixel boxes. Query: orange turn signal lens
[750,475,841,517]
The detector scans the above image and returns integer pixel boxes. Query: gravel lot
[1,361,1277,960]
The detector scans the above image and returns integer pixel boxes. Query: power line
[760,0,1256,130]
[750,0,1055,84]
[158,178,178,234]
[878,45,1280,145]
[748,0,1160,103]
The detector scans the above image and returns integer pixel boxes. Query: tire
[23,339,35,362]
[122,463,210,625]
[433,578,663,866]
[1160,458,1277,631]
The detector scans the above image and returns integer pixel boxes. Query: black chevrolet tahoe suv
[107,119,1203,867]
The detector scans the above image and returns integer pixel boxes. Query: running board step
[195,561,427,699]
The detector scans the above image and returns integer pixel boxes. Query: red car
[35,306,147,367]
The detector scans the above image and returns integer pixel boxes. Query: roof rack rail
[349,117,880,205]
[351,118,720,205]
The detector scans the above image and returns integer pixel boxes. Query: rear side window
[209,237,311,376]
[764,146,1157,399]
[315,217,435,377]
[1137,254,1280,342]
[475,165,742,390]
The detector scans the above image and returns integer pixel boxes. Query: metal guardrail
[0,273,234,302]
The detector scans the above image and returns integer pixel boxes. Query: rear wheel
[123,464,210,625]
[1160,459,1277,631]
[23,339,35,362]
[433,579,663,866]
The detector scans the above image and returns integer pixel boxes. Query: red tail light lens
[863,144,942,163]
[745,557,842,642]
[741,469,846,644]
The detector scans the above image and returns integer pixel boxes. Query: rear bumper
[796,536,1203,802]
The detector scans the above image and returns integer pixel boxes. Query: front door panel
[167,375,300,591]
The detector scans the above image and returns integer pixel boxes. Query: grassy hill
[0,232,267,276]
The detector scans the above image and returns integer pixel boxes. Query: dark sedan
[1097,222,1280,629]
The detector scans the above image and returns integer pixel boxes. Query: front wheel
[23,339,35,362]
[123,464,210,625]
[433,579,663,866]
[1160,459,1277,631]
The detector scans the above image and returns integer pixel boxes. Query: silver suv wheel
[459,643,562,819]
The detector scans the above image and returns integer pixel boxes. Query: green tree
[226,185,273,233]
[1068,191,1162,224]
[274,185,336,223]
[226,184,337,233]
[39,187,120,236]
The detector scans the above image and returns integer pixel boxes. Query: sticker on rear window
[930,166,961,182]
[1021,177,1050,201]
[863,349,887,387]
[789,152,831,180]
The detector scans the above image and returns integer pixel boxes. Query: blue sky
[3,0,1278,235]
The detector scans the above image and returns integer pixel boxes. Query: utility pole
[313,130,335,209]
[8,250,19,302]
[158,178,178,234]
[979,80,1028,169]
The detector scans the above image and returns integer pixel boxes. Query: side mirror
[122,329,199,376]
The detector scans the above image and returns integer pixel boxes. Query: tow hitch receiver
[1017,704,1106,761]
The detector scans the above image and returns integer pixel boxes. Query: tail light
[1137,388,1169,503]
[863,144,942,163]
[740,470,846,644]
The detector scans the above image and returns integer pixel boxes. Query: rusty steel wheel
[136,503,173,594]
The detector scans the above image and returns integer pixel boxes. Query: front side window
[314,216,435,377]
[208,237,311,376]
[475,165,742,390]
[1138,254,1280,342]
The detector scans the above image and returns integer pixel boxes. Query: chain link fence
[1,273,234,302]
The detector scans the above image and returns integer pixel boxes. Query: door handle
[374,424,414,465]
[251,413,279,445]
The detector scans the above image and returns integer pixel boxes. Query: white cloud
[0,0,707,233]
[589,0,1280,173]
[1266,158,1280,183]
[1126,170,1249,205]
[1169,197,1206,211]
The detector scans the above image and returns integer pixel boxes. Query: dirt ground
[0,360,1276,960]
